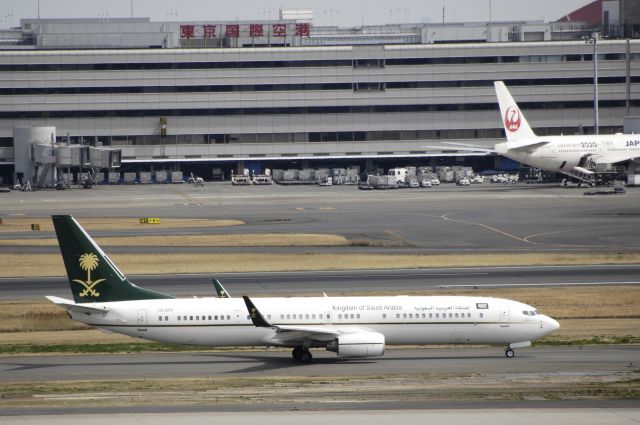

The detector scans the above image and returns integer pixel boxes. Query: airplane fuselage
[496,133,640,173]
[70,295,558,348]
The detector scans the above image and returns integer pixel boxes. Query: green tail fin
[52,215,174,303]
[212,278,231,298]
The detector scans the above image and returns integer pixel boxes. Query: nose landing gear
[505,348,515,358]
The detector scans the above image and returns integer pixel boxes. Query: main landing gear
[292,346,313,363]
[505,348,515,358]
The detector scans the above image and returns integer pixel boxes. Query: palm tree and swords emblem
[72,253,106,297]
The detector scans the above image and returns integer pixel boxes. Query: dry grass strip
[0,217,243,233]
[1,252,640,278]
[0,234,349,247]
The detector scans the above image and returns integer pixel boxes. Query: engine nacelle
[326,331,385,358]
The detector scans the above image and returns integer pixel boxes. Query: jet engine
[326,331,385,358]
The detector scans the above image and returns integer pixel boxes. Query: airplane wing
[46,295,110,315]
[592,153,640,165]
[243,296,347,344]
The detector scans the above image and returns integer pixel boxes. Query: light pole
[587,32,600,135]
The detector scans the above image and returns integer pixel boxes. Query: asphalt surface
[1,345,638,382]
[1,183,640,253]
[2,406,640,424]
[1,183,639,417]
[1,264,640,300]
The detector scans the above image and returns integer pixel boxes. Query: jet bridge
[14,127,121,188]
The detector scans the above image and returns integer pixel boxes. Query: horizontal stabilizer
[440,142,496,152]
[503,140,549,152]
[46,295,109,314]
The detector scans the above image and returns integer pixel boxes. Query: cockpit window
[476,303,489,309]
[523,310,530,316]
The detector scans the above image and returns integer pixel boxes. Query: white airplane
[47,215,559,362]
[494,81,640,182]
[443,82,640,184]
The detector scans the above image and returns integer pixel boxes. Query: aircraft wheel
[299,348,313,363]
[505,348,515,358]
[292,346,302,361]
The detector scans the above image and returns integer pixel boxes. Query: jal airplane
[47,215,559,362]
[493,81,640,181]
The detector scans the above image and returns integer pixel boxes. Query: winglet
[212,278,231,298]
[242,296,272,327]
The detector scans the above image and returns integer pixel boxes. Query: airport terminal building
[0,6,639,184]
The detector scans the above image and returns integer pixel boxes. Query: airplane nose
[544,315,560,333]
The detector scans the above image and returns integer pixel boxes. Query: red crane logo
[504,106,521,132]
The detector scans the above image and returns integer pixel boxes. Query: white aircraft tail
[494,81,536,143]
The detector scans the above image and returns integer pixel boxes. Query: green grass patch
[535,335,640,346]
[0,342,226,355]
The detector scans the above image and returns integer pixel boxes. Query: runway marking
[383,229,416,247]
[439,281,640,288]
[523,224,639,246]
[440,213,628,250]
[170,188,202,206]
[441,213,530,244]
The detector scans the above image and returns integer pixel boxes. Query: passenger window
[356,314,360,319]
[189,316,193,321]
[267,315,271,320]
[158,316,162,321]
[403,313,407,319]
[312,314,316,319]
[226,315,230,320]
[350,314,355,319]
[479,313,484,318]
[215,315,218,320]
[455,313,459,318]
[183,316,187,320]
[429,313,433,318]
[319,314,323,319]
[305,314,309,319]
[396,313,400,318]
[383,314,387,319]
[449,313,453,318]
[435,313,439,318]
[338,314,343,319]
[177,316,181,321]
[286,314,290,319]
[208,315,212,320]
[196,316,199,320]
[280,314,285,319]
